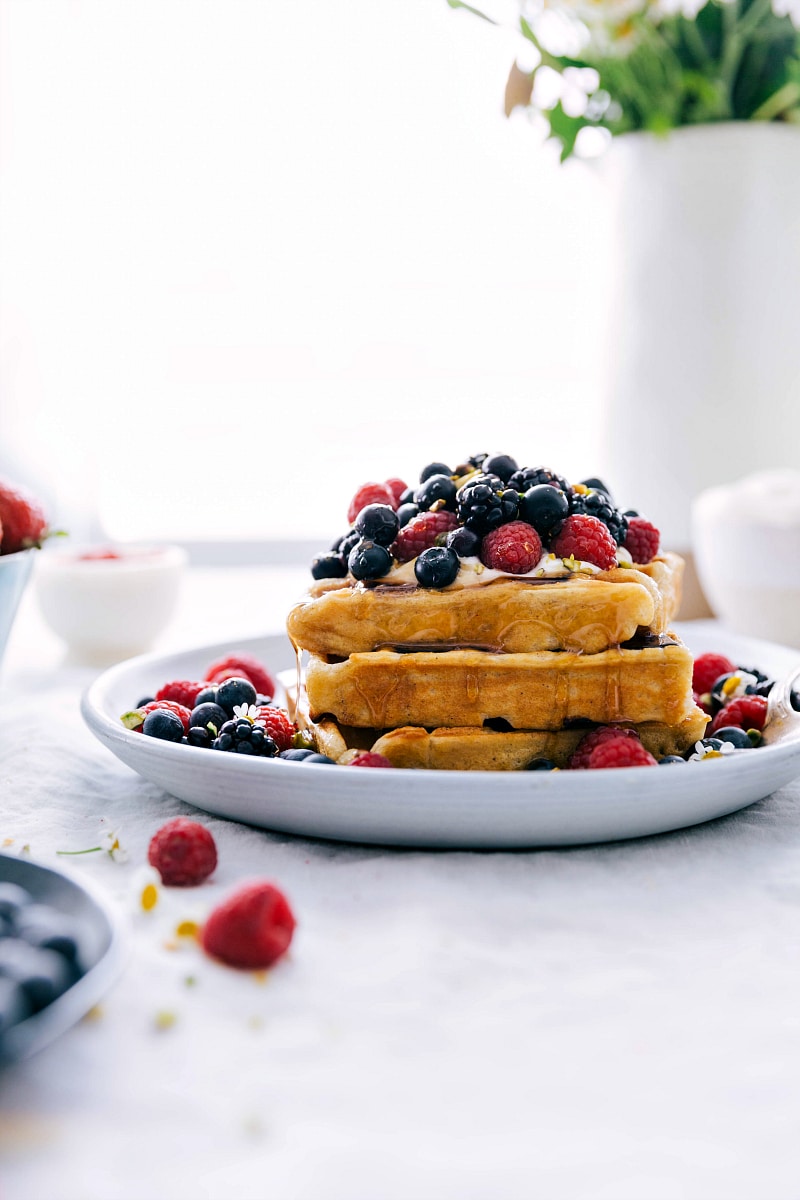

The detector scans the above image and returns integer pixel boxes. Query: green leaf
[544,101,591,162]
[445,0,497,23]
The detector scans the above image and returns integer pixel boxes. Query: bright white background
[0,0,611,546]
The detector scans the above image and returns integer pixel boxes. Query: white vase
[601,123,800,549]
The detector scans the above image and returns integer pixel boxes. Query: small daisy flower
[130,865,161,913]
[233,703,261,723]
[688,740,736,763]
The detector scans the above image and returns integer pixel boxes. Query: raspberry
[349,752,392,767]
[694,691,713,717]
[125,700,192,734]
[480,521,542,574]
[155,680,208,709]
[0,482,48,556]
[709,695,768,734]
[347,482,396,526]
[201,881,296,970]
[569,725,640,769]
[205,654,275,700]
[254,706,296,752]
[147,818,218,886]
[568,489,628,547]
[392,510,458,563]
[551,514,617,570]
[692,652,736,696]
[384,477,408,506]
[623,518,661,564]
[587,738,658,769]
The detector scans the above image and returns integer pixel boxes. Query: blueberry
[468,453,488,469]
[525,758,557,770]
[135,695,155,708]
[659,755,687,765]
[15,905,84,964]
[399,486,416,505]
[396,502,419,528]
[348,540,392,581]
[216,677,258,716]
[0,939,73,1012]
[622,510,639,519]
[519,484,569,538]
[580,477,614,501]
[142,709,185,742]
[190,702,229,734]
[420,462,452,483]
[445,526,481,559]
[793,690,800,713]
[414,546,460,588]
[415,474,457,513]
[194,685,218,706]
[710,672,758,712]
[0,884,32,922]
[0,976,31,1034]
[187,727,212,748]
[698,737,724,753]
[713,726,755,749]
[279,748,316,761]
[339,530,361,558]
[301,753,337,765]
[354,503,400,547]
[483,454,518,483]
[311,552,347,580]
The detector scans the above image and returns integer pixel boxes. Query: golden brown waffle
[311,707,709,768]
[287,553,684,657]
[305,637,695,730]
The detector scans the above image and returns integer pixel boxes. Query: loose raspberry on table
[622,517,661,564]
[349,752,392,768]
[709,695,768,734]
[480,521,542,574]
[551,514,618,571]
[569,725,640,769]
[126,699,192,734]
[692,652,737,697]
[155,680,208,710]
[0,482,49,556]
[384,477,408,506]
[201,880,296,970]
[347,482,397,526]
[254,706,296,752]
[148,818,218,887]
[586,737,658,769]
[205,654,275,700]
[392,510,458,563]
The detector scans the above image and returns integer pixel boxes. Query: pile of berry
[526,651,783,771]
[0,879,87,1048]
[311,455,661,587]
[120,651,393,768]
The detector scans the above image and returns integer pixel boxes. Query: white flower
[233,703,261,723]
[687,739,736,763]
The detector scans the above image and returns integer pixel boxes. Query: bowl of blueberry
[0,855,124,1066]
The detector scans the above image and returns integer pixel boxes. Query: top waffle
[290,456,681,656]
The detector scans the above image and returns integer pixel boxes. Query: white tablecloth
[2,569,800,1200]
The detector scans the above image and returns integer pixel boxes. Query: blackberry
[212,718,278,757]
[414,546,460,588]
[483,454,518,483]
[187,726,213,749]
[142,709,184,742]
[445,526,481,558]
[396,502,419,528]
[580,477,614,500]
[420,461,452,483]
[519,484,569,539]
[216,677,258,716]
[311,552,347,580]
[348,539,392,581]
[456,475,519,535]
[354,503,399,547]
[568,489,628,546]
[415,474,457,513]
[508,466,569,495]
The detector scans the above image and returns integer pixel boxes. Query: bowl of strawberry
[0,480,52,672]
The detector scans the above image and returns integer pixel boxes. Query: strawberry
[0,482,48,555]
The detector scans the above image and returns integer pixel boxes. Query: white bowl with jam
[35,543,187,663]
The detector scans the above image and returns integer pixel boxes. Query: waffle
[311,706,710,769]
[287,553,684,657]
[305,636,695,730]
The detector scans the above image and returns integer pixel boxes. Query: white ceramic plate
[81,621,800,848]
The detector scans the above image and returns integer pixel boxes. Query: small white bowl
[0,550,35,671]
[35,543,187,663]
[693,470,800,647]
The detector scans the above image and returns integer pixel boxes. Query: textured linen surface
[2,570,800,1200]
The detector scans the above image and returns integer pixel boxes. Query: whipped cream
[373,550,632,590]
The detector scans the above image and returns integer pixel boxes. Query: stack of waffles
[287,459,708,769]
